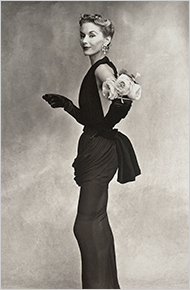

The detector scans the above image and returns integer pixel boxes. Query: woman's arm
[95,64,132,130]
[42,94,85,125]
[95,64,115,116]
[103,99,132,129]
[95,64,115,83]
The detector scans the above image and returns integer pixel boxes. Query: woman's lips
[83,46,91,50]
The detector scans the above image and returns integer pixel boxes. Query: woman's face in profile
[80,22,107,57]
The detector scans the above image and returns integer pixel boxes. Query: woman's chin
[83,51,91,56]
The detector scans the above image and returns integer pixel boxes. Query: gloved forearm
[102,99,132,129]
[42,94,85,125]
[63,99,85,125]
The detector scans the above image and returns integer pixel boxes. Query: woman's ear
[105,36,111,46]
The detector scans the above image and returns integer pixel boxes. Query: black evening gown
[64,57,141,289]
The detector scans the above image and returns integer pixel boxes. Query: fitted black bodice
[79,56,117,128]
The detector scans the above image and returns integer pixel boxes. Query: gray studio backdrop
[1,1,189,289]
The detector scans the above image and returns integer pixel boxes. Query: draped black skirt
[72,127,141,186]
[72,128,140,289]
[72,129,118,186]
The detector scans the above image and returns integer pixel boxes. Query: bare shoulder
[95,64,115,83]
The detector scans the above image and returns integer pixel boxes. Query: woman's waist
[83,126,118,140]
[83,127,98,139]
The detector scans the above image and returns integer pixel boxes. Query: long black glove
[42,94,84,125]
[42,94,132,132]
[104,99,132,129]
[96,99,132,138]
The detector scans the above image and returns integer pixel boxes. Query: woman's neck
[89,52,107,65]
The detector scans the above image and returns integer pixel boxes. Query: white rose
[102,73,142,101]
[116,74,142,100]
[115,74,132,96]
[127,82,142,100]
[102,77,119,100]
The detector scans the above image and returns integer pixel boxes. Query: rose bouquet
[102,69,142,102]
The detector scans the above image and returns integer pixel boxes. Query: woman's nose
[82,36,88,44]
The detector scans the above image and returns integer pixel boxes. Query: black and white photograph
[1,1,189,289]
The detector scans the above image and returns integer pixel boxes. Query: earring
[102,44,109,55]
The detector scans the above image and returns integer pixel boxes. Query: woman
[42,14,141,289]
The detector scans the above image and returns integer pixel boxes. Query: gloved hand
[42,94,69,108]
[42,93,85,125]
